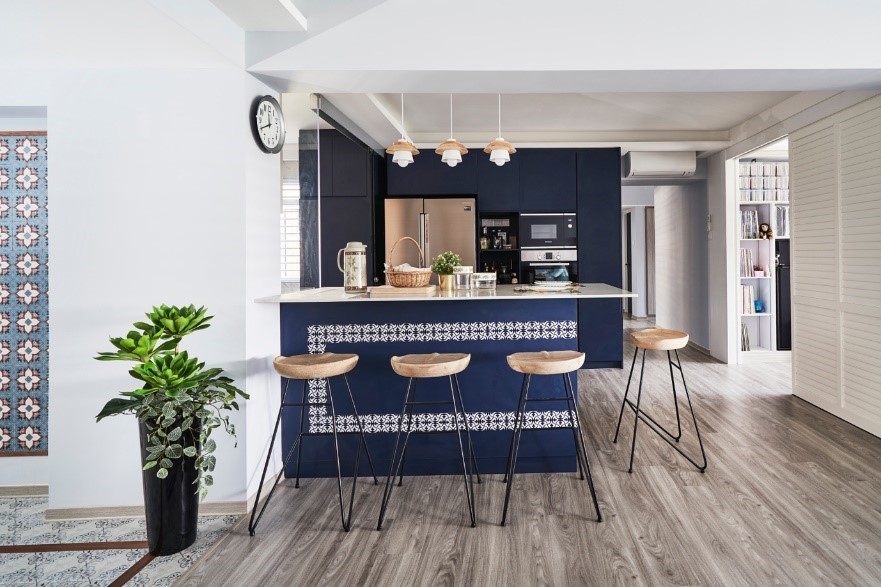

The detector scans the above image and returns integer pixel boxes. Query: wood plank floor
[176,317,881,585]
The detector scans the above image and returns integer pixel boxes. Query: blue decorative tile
[0,133,48,455]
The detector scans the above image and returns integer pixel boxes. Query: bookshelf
[736,156,790,362]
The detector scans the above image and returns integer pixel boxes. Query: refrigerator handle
[420,212,430,262]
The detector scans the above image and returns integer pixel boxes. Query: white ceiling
[212,0,881,156]
[318,92,795,154]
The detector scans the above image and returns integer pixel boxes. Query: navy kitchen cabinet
[477,152,520,212]
[576,148,623,367]
[331,131,369,197]
[519,149,577,212]
[301,129,382,288]
[387,150,478,196]
[319,196,374,287]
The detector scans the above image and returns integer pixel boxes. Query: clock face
[254,96,285,154]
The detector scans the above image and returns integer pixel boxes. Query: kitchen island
[258,284,634,478]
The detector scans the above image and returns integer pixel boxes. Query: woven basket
[385,236,433,288]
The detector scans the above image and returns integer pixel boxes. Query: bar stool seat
[507,350,585,375]
[501,350,601,526]
[614,327,707,474]
[390,352,470,378]
[377,352,479,530]
[630,328,689,351]
[249,352,378,536]
[273,352,358,380]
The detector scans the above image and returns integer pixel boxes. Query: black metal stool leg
[503,374,530,485]
[294,379,309,488]
[563,373,585,481]
[627,349,647,473]
[397,381,416,487]
[614,346,639,443]
[453,374,482,484]
[343,374,378,485]
[449,375,477,527]
[249,379,307,536]
[501,374,531,526]
[674,350,708,472]
[326,378,357,532]
[377,377,414,531]
[667,351,683,442]
[563,372,602,522]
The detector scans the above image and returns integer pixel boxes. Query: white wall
[706,153,734,362]
[1,1,280,510]
[654,183,709,349]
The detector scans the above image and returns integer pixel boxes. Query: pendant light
[435,94,468,167]
[484,93,516,166]
[386,94,419,168]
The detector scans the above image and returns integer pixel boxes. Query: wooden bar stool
[249,352,378,535]
[377,353,480,530]
[613,328,707,473]
[501,350,602,526]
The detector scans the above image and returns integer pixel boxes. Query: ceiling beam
[366,94,405,139]
[277,0,308,30]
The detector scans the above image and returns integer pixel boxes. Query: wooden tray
[369,285,437,297]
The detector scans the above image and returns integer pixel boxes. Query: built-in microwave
[519,213,577,249]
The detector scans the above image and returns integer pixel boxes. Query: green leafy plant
[430,251,461,274]
[96,304,249,499]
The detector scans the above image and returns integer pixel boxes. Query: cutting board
[369,285,437,297]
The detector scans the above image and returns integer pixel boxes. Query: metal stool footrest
[500,372,602,526]
[248,374,379,536]
[377,374,480,530]
[613,347,708,474]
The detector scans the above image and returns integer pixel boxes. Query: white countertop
[256,283,636,303]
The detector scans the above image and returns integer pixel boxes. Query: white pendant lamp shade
[386,94,419,168]
[388,139,419,168]
[436,139,467,167]
[484,94,516,166]
[436,94,467,167]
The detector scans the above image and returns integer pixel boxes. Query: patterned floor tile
[0,497,240,586]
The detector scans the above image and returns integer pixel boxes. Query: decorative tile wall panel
[0,132,48,455]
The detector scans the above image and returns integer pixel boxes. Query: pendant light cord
[498,93,502,137]
[449,93,453,138]
[401,93,405,140]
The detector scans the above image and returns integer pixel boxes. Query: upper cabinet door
[330,133,369,197]
[518,149,577,212]
[477,153,520,212]
[387,151,478,196]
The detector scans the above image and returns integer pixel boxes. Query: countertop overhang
[257,283,635,303]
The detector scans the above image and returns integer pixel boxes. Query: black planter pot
[139,420,200,556]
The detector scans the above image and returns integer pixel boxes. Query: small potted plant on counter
[95,304,249,556]
[431,251,461,291]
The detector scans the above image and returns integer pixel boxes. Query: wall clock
[252,95,286,154]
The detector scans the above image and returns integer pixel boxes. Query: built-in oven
[519,213,577,249]
[521,249,578,283]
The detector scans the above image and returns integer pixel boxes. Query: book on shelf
[739,248,754,277]
[741,284,756,314]
[741,322,751,351]
[776,206,790,237]
[740,210,759,239]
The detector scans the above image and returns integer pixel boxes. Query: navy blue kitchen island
[261,284,634,479]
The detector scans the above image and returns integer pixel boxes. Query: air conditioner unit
[623,151,697,178]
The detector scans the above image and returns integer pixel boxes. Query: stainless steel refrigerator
[384,198,476,281]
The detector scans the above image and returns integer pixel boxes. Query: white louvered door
[790,94,881,437]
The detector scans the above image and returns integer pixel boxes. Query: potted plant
[753,265,765,277]
[95,304,249,556]
[431,251,461,291]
